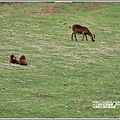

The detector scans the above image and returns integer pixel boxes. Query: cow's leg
[74,33,77,41]
[85,35,88,41]
[71,33,74,40]
[82,34,84,41]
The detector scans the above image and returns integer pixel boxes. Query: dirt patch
[28,6,72,15]
[28,6,60,15]
[71,99,80,103]
[59,22,67,25]
[38,94,47,97]
[89,2,108,10]
[38,93,53,98]
[37,6,60,15]
[3,2,22,7]
[3,4,11,7]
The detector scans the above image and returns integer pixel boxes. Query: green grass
[0,2,120,118]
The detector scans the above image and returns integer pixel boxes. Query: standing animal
[70,24,95,42]
[19,55,27,65]
[9,55,19,64]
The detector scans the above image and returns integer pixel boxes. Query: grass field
[0,2,120,118]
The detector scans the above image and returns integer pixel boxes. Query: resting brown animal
[19,55,27,65]
[70,24,95,42]
[9,55,19,64]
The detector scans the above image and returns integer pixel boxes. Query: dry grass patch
[28,6,60,15]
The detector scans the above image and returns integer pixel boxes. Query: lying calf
[19,55,27,65]
[9,55,19,64]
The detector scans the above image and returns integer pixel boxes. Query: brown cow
[70,24,95,42]
[19,55,27,65]
[9,55,19,64]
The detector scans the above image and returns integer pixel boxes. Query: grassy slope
[0,2,120,118]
